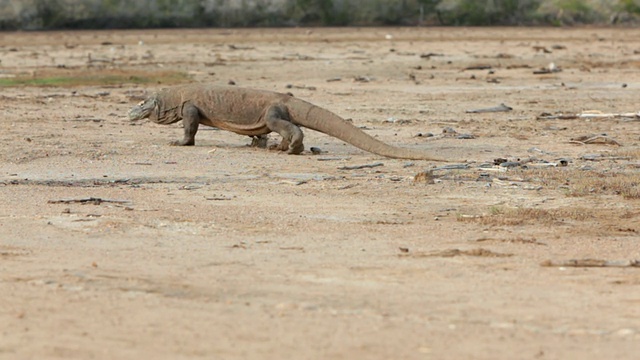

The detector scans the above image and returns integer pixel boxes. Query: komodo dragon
[128,84,450,161]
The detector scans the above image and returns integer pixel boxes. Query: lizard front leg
[264,104,304,154]
[171,103,199,146]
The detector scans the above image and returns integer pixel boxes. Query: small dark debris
[532,46,552,53]
[494,158,508,165]
[420,53,444,59]
[414,132,434,138]
[464,65,492,71]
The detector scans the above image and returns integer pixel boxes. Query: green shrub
[436,0,541,25]
[0,0,638,29]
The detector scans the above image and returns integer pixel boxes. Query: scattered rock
[500,161,521,168]
[354,76,373,83]
[533,62,562,74]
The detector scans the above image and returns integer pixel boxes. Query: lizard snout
[128,98,156,121]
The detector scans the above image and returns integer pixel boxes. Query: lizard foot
[249,135,268,148]
[287,143,304,155]
[170,140,195,146]
[273,139,290,152]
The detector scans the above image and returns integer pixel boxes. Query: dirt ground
[1,27,639,359]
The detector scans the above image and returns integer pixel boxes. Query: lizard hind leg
[265,104,304,155]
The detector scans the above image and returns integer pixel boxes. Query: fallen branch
[400,248,513,258]
[580,154,631,161]
[48,197,131,205]
[463,65,492,71]
[541,259,640,268]
[338,162,384,170]
[68,117,105,122]
[317,156,351,161]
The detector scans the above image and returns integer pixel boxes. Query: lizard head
[128,96,158,121]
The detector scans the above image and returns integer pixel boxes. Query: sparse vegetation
[513,167,640,200]
[567,171,640,199]
[0,0,638,29]
[0,70,190,87]
[458,206,596,226]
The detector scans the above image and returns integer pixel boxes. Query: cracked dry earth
[1,27,639,359]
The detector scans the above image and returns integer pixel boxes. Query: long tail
[288,100,451,161]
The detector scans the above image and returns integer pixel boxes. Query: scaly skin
[128,84,451,161]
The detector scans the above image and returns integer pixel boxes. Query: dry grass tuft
[611,148,640,160]
[458,206,596,226]
[513,168,640,199]
[568,171,640,199]
[0,68,190,87]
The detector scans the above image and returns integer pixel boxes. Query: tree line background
[1,0,639,30]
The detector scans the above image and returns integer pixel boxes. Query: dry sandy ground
[1,27,639,359]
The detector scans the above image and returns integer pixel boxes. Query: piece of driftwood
[569,135,621,146]
[338,162,384,170]
[466,103,512,113]
[541,259,640,268]
[538,111,640,120]
[577,111,640,119]
[48,197,131,205]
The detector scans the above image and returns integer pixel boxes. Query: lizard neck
[150,95,183,125]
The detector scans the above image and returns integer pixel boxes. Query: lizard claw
[287,143,304,155]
